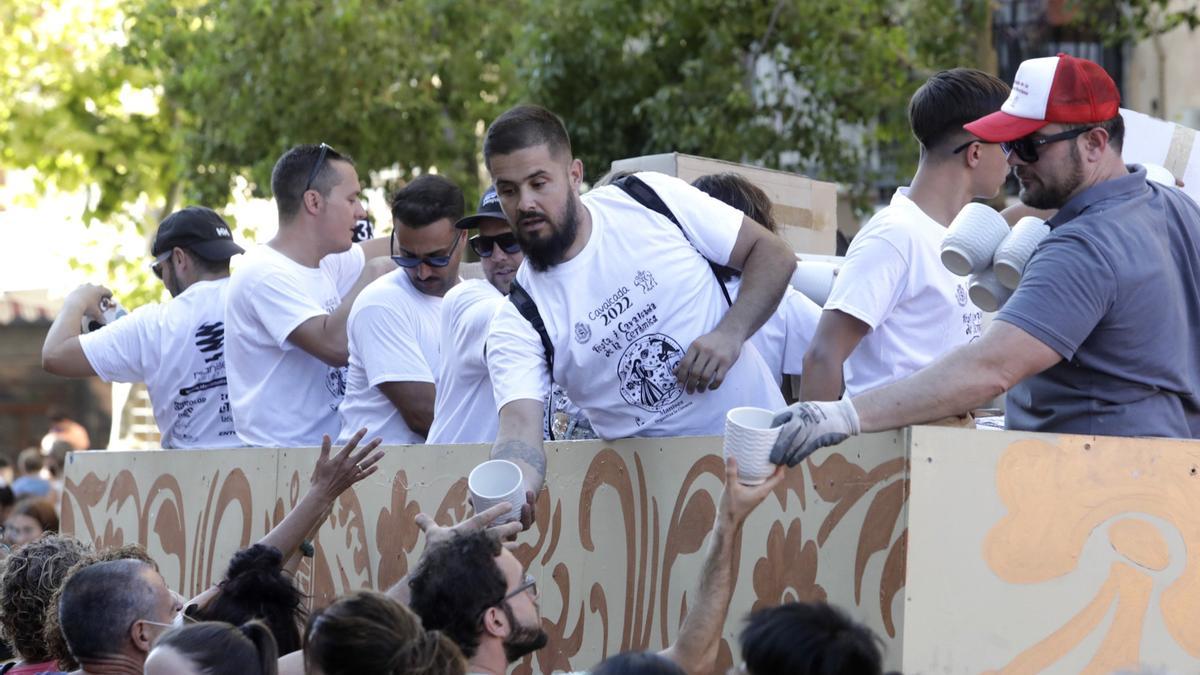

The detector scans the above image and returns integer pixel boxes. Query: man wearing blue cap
[42,206,246,448]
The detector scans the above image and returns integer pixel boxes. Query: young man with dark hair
[480,105,794,506]
[224,144,395,447]
[773,54,1200,465]
[409,458,783,675]
[43,207,245,448]
[737,601,885,675]
[56,559,184,675]
[800,68,1011,402]
[337,174,466,443]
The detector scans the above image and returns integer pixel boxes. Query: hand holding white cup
[942,203,1010,276]
[723,407,781,486]
[468,459,525,525]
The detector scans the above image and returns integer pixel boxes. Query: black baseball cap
[152,206,246,260]
[454,186,508,229]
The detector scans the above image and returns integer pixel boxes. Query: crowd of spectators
[23,52,1200,673]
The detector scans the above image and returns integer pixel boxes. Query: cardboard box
[608,153,840,255]
[1120,107,1200,202]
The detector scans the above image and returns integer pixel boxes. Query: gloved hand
[769,398,862,467]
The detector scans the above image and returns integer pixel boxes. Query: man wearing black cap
[42,206,246,448]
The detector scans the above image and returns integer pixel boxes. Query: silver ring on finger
[356,462,366,472]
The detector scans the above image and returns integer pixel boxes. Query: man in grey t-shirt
[768,53,1200,466]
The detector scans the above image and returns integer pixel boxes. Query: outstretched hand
[718,456,785,528]
[769,398,861,467]
[414,502,524,549]
[311,428,385,501]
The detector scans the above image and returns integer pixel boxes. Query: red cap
[965,53,1121,142]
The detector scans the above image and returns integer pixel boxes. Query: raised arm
[659,457,785,673]
[799,309,870,402]
[42,283,111,377]
[490,398,547,529]
[286,256,396,367]
[676,216,794,393]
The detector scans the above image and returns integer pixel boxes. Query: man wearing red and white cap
[769,53,1200,465]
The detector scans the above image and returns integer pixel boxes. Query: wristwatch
[299,540,315,558]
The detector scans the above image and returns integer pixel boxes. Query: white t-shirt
[824,188,979,396]
[728,278,822,386]
[79,278,240,449]
[337,270,443,444]
[224,244,365,447]
[427,279,506,445]
[486,172,784,440]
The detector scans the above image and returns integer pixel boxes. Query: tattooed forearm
[491,439,548,480]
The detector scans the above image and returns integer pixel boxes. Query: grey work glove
[769,398,862,467]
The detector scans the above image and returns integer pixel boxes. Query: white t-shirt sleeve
[486,300,551,410]
[448,288,503,374]
[251,272,331,349]
[780,288,822,375]
[634,172,745,266]
[321,245,367,298]
[78,304,160,383]
[351,304,435,386]
[822,232,910,329]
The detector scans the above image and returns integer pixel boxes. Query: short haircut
[390,175,466,229]
[483,105,573,165]
[155,620,279,675]
[58,559,159,661]
[11,497,59,534]
[691,173,777,233]
[271,143,354,220]
[740,602,884,675]
[1070,114,1125,152]
[18,448,42,475]
[194,544,304,655]
[304,590,465,675]
[408,530,506,659]
[591,651,687,675]
[908,68,1010,153]
[0,535,92,662]
[182,248,231,275]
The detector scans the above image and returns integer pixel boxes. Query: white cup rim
[468,459,524,499]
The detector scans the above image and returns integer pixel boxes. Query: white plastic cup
[968,267,1014,312]
[790,261,839,306]
[941,203,1011,276]
[993,216,1050,289]
[468,459,524,525]
[724,407,781,485]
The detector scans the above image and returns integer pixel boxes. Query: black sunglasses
[469,232,522,258]
[303,143,332,193]
[150,250,172,279]
[1001,127,1094,164]
[951,139,1000,155]
[390,231,462,268]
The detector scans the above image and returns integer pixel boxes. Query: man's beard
[502,602,549,663]
[516,194,580,272]
[1019,143,1085,209]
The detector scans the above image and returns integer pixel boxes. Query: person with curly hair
[190,543,305,655]
[0,535,92,674]
[144,620,278,675]
[302,591,464,675]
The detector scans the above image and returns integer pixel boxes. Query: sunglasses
[303,142,332,193]
[150,250,172,279]
[503,573,538,601]
[951,139,1000,155]
[469,232,522,258]
[390,231,462,268]
[1001,127,1094,164]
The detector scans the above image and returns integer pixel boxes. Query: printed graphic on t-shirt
[175,321,233,442]
[322,298,349,408]
[617,333,683,412]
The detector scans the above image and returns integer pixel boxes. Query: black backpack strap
[614,174,733,306]
[508,278,554,372]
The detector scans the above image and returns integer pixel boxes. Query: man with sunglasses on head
[770,54,1200,468]
[801,68,1011,403]
[337,175,467,444]
[427,186,526,445]
[225,144,396,447]
[42,207,244,448]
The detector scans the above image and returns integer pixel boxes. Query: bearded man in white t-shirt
[480,105,795,514]
[42,207,246,449]
[427,186,524,445]
[801,69,1011,401]
[224,144,396,447]
[337,175,467,444]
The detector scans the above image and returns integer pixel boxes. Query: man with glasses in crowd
[337,175,466,444]
[42,207,244,448]
[427,186,526,445]
[771,54,1200,468]
[224,143,396,447]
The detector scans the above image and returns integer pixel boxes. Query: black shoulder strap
[508,278,554,372]
[614,174,733,306]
